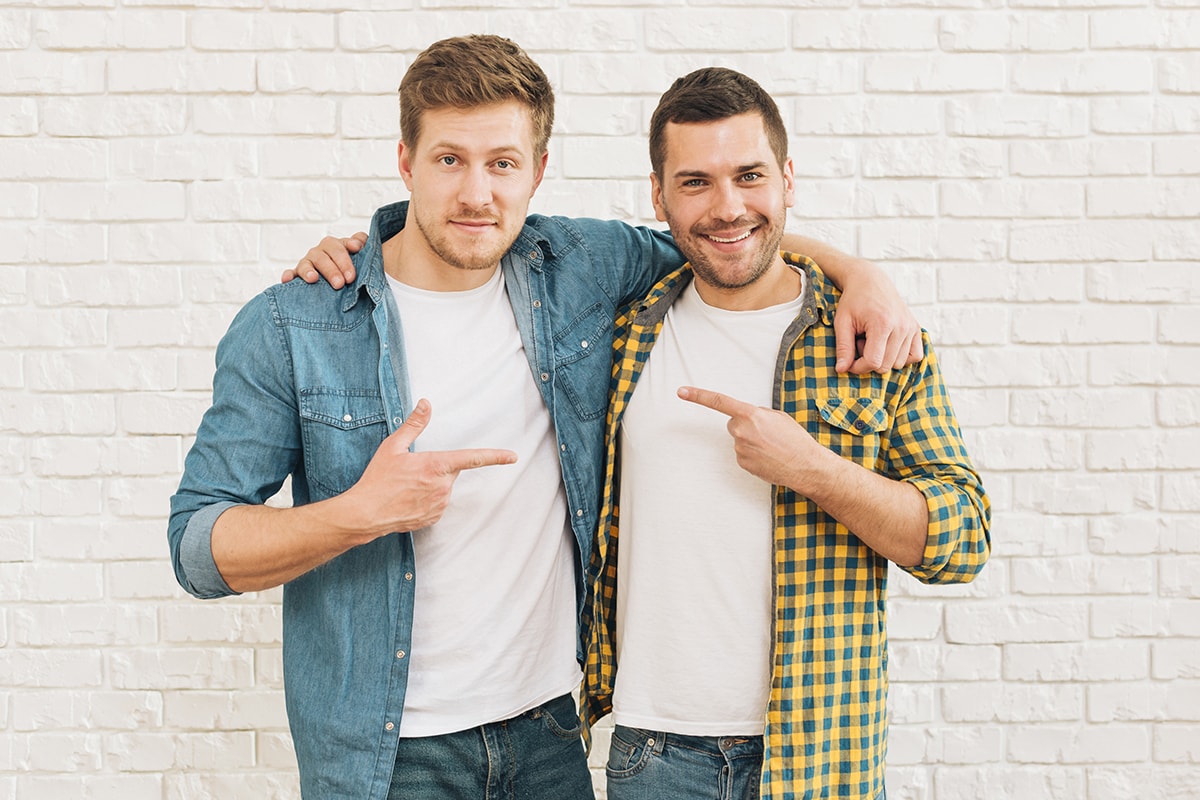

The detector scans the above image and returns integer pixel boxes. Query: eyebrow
[427,141,525,158]
[672,161,770,180]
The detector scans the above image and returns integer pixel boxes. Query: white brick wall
[2,2,1197,798]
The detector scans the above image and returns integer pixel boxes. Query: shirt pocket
[816,394,888,465]
[552,302,612,421]
[298,388,389,497]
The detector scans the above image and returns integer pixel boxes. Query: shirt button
[404,572,413,581]
[343,414,353,422]
[540,372,549,382]
[854,421,866,430]
[385,722,394,731]
[392,417,402,425]
[576,509,583,517]
[529,250,537,259]
[532,299,542,308]
[560,444,566,451]
[580,340,589,348]
[396,650,406,659]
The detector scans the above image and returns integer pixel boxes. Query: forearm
[789,447,928,567]
[211,495,373,593]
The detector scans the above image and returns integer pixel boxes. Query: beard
[665,209,787,291]
[412,205,515,272]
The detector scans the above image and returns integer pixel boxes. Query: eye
[740,172,763,182]
[495,159,515,170]
[439,156,457,166]
[682,179,706,188]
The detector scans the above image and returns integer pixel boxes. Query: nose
[458,165,492,209]
[710,180,747,223]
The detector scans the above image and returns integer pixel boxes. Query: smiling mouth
[705,229,755,244]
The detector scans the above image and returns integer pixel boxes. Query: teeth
[708,230,752,243]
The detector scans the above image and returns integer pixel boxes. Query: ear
[398,140,415,191]
[782,157,795,210]
[530,150,549,195]
[650,171,667,223]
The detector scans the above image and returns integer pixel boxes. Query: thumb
[390,398,432,450]
[833,309,856,374]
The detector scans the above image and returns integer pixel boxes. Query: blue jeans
[605,725,763,800]
[386,693,594,800]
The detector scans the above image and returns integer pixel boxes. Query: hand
[677,386,824,490]
[281,232,368,289]
[833,260,922,374]
[345,399,517,537]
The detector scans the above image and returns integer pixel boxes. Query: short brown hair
[399,35,555,156]
[648,67,788,178]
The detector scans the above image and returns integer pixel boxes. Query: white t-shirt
[614,277,804,736]
[387,268,581,737]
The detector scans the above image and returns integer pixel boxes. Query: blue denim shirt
[168,201,681,799]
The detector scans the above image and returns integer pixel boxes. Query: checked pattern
[581,253,991,800]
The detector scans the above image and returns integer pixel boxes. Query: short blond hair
[399,35,555,156]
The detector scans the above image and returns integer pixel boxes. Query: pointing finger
[441,448,519,474]
[677,386,756,418]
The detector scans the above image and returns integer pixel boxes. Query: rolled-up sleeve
[887,334,992,585]
[168,291,301,599]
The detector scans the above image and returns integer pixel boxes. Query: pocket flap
[818,395,888,434]
[299,389,387,430]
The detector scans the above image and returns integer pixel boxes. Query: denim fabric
[386,693,594,800]
[606,726,764,800]
[167,200,682,800]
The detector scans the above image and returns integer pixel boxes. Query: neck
[692,255,802,311]
[382,226,499,292]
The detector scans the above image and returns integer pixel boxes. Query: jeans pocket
[535,697,584,742]
[605,727,656,779]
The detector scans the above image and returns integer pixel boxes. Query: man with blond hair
[170,36,918,800]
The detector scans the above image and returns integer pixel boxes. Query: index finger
[440,448,518,474]
[677,386,757,418]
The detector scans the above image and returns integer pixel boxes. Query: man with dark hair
[170,37,920,800]
[580,68,991,800]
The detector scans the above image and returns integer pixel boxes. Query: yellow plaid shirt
[581,254,991,800]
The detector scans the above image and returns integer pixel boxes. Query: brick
[889,683,936,723]
[942,684,1083,722]
[110,139,258,181]
[1014,473,1155,514]
[562,136,652,180]
[0,309,106,347]
[996,512,1087,557]
[646,10,788,51]
[1154,97,1200,133]
[108,53,256,93]
[1088,515,1170,555]
[1160,53,1200,93]
[1013,54,1152,93]
[42,182,185,222]
[932,767,1085,800]
[33,265,181,308]
[26,351,176,393]
[1091,96,1154,134]
[258,52,408,93]
[103,731,255,771]
[12,605,157,648]
[1008,725,1149,763]
[889,643,1001,682]
[865,54,1005,92]
[12,690,162,734]
[1158,389,1200,426]
[1010,221,1151,262]
[939,263,1083,302]
[1011,305,1154,344]
[0,96,37,136]
[34,10,183,49]
[1090,346,1200,386]
[1089,263,1200,303]
[0,140,107,180]
[1164,473,1200,512]
[1004,641,1149,681]
[947,96,1087,138]
[260,139,396,178]
[946,601,1087,644]
[0,9,31,49]
[1013,555,1154,595]
[862,139,1005,178]
[0,520,34,562]
[119,393,212,436]
[793,96,941,136]
[0,392,117,436]
[42,96,187,137]
[109,648,255,690]
[0,52,104,94]
[970,429,1081,470]
[1087,766,1200,800]
[111,223,258,264]
[340,95,402,139]
[109,561,188,601]
[940,12,1087,51]
[1156,222,1200,260]
[257,732,300,769]
[162,690,287,729]
[1,649,104,688]
[191,181,341,223]
[18,775,163,800]
[1156,140,1200,175]
[164,773,301,800]
[193,96,337,135]
[1089,682,1200,722]
[792,11,938,50]
[938,347,1084,388]
[191,10,334,51]
[160,604,282,645]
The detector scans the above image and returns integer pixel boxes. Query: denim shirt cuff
[180,501,239,597]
